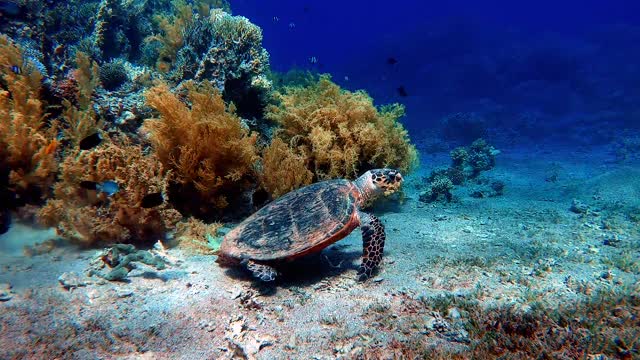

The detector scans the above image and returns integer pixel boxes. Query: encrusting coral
[143,80,260,215]
[38,140,182,245]
[0,35,58,203]
[265,75,418,185]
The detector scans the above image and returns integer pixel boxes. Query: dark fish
[396,86,408,97]
[80,180,119,196]
[79,132,103,150]
[386,57,398,65]
[80,180,98,190]
[9,65,21,74]
[140,192,164,208]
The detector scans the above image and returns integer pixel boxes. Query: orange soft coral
[266,75,418,182]
[143,81,259,213]
[0,35,58,199]
[38,140,182,246]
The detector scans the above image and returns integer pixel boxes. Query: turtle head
[355,168,404,203]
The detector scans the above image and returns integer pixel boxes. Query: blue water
[236,0,640,142]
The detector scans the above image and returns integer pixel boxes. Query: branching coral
[265,75,418,183]
[38,140,182,245]
[0,35,58,201]
[143,80,259,214]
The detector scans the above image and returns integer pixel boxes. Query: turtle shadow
[221,245,364,294]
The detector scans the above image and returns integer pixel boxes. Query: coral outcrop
[143,81,260,216]
[265,75,418,186]
[420,138,501,203]
[38,141,182,245]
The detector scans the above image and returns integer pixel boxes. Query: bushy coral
[420,170,454,203]
[265,75,418,185]
[468,138,500,175]
[38,140,182,245]
[0,35,58,202]
[143,81,260,215]
[260,137,313,198]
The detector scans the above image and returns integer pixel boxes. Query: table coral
[38,141,182,245]
[143,81,259,216]
[265,75,418,184]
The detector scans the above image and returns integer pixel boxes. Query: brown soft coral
[0,35,58,200]
[38,140,182,246]
[260,137,313,198]
[143,81,259,214]
[266,75,418,184]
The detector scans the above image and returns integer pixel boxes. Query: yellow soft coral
[260,137,313,198]
[266,75,418,182]
[0,35,58,198]
[143,81,259,213]
[38,140,182,245]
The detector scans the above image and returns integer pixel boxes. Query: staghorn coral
[38,140,182,245]
[143,80,259,215]
[260,137,313,198]
[0,35,58,202]
[266,75,418,182]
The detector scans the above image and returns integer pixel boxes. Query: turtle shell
[219,179,360,261]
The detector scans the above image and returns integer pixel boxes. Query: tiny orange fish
[44,139,58,155]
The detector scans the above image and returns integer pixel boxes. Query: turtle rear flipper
[243,260,278,282]
[357,212,385,281]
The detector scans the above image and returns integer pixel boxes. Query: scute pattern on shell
[220,180,360,261]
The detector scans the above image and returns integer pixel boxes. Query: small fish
[344,76,349,81]
[140,192,164,208]
[44,139,58,155]
[289,22,296,29]
[79,132,103,150]
[309,56,318,64]
[9,65,21,74]
[80,180,119,196]
[386,57,398,65]
[272,16,279,22]
[396,86,408,97]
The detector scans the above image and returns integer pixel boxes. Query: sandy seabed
[1,146,639,359]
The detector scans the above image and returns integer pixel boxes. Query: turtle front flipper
[243,260,278,282]
[357,212,386,281]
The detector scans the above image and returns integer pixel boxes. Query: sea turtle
[217,168,404,282]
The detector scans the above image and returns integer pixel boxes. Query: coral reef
[38,141,182,245]
[143,81,260,216]
[0,35,58,204]
[144,2,270,118]
[266,75,418,183]
[420,139,501,203]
